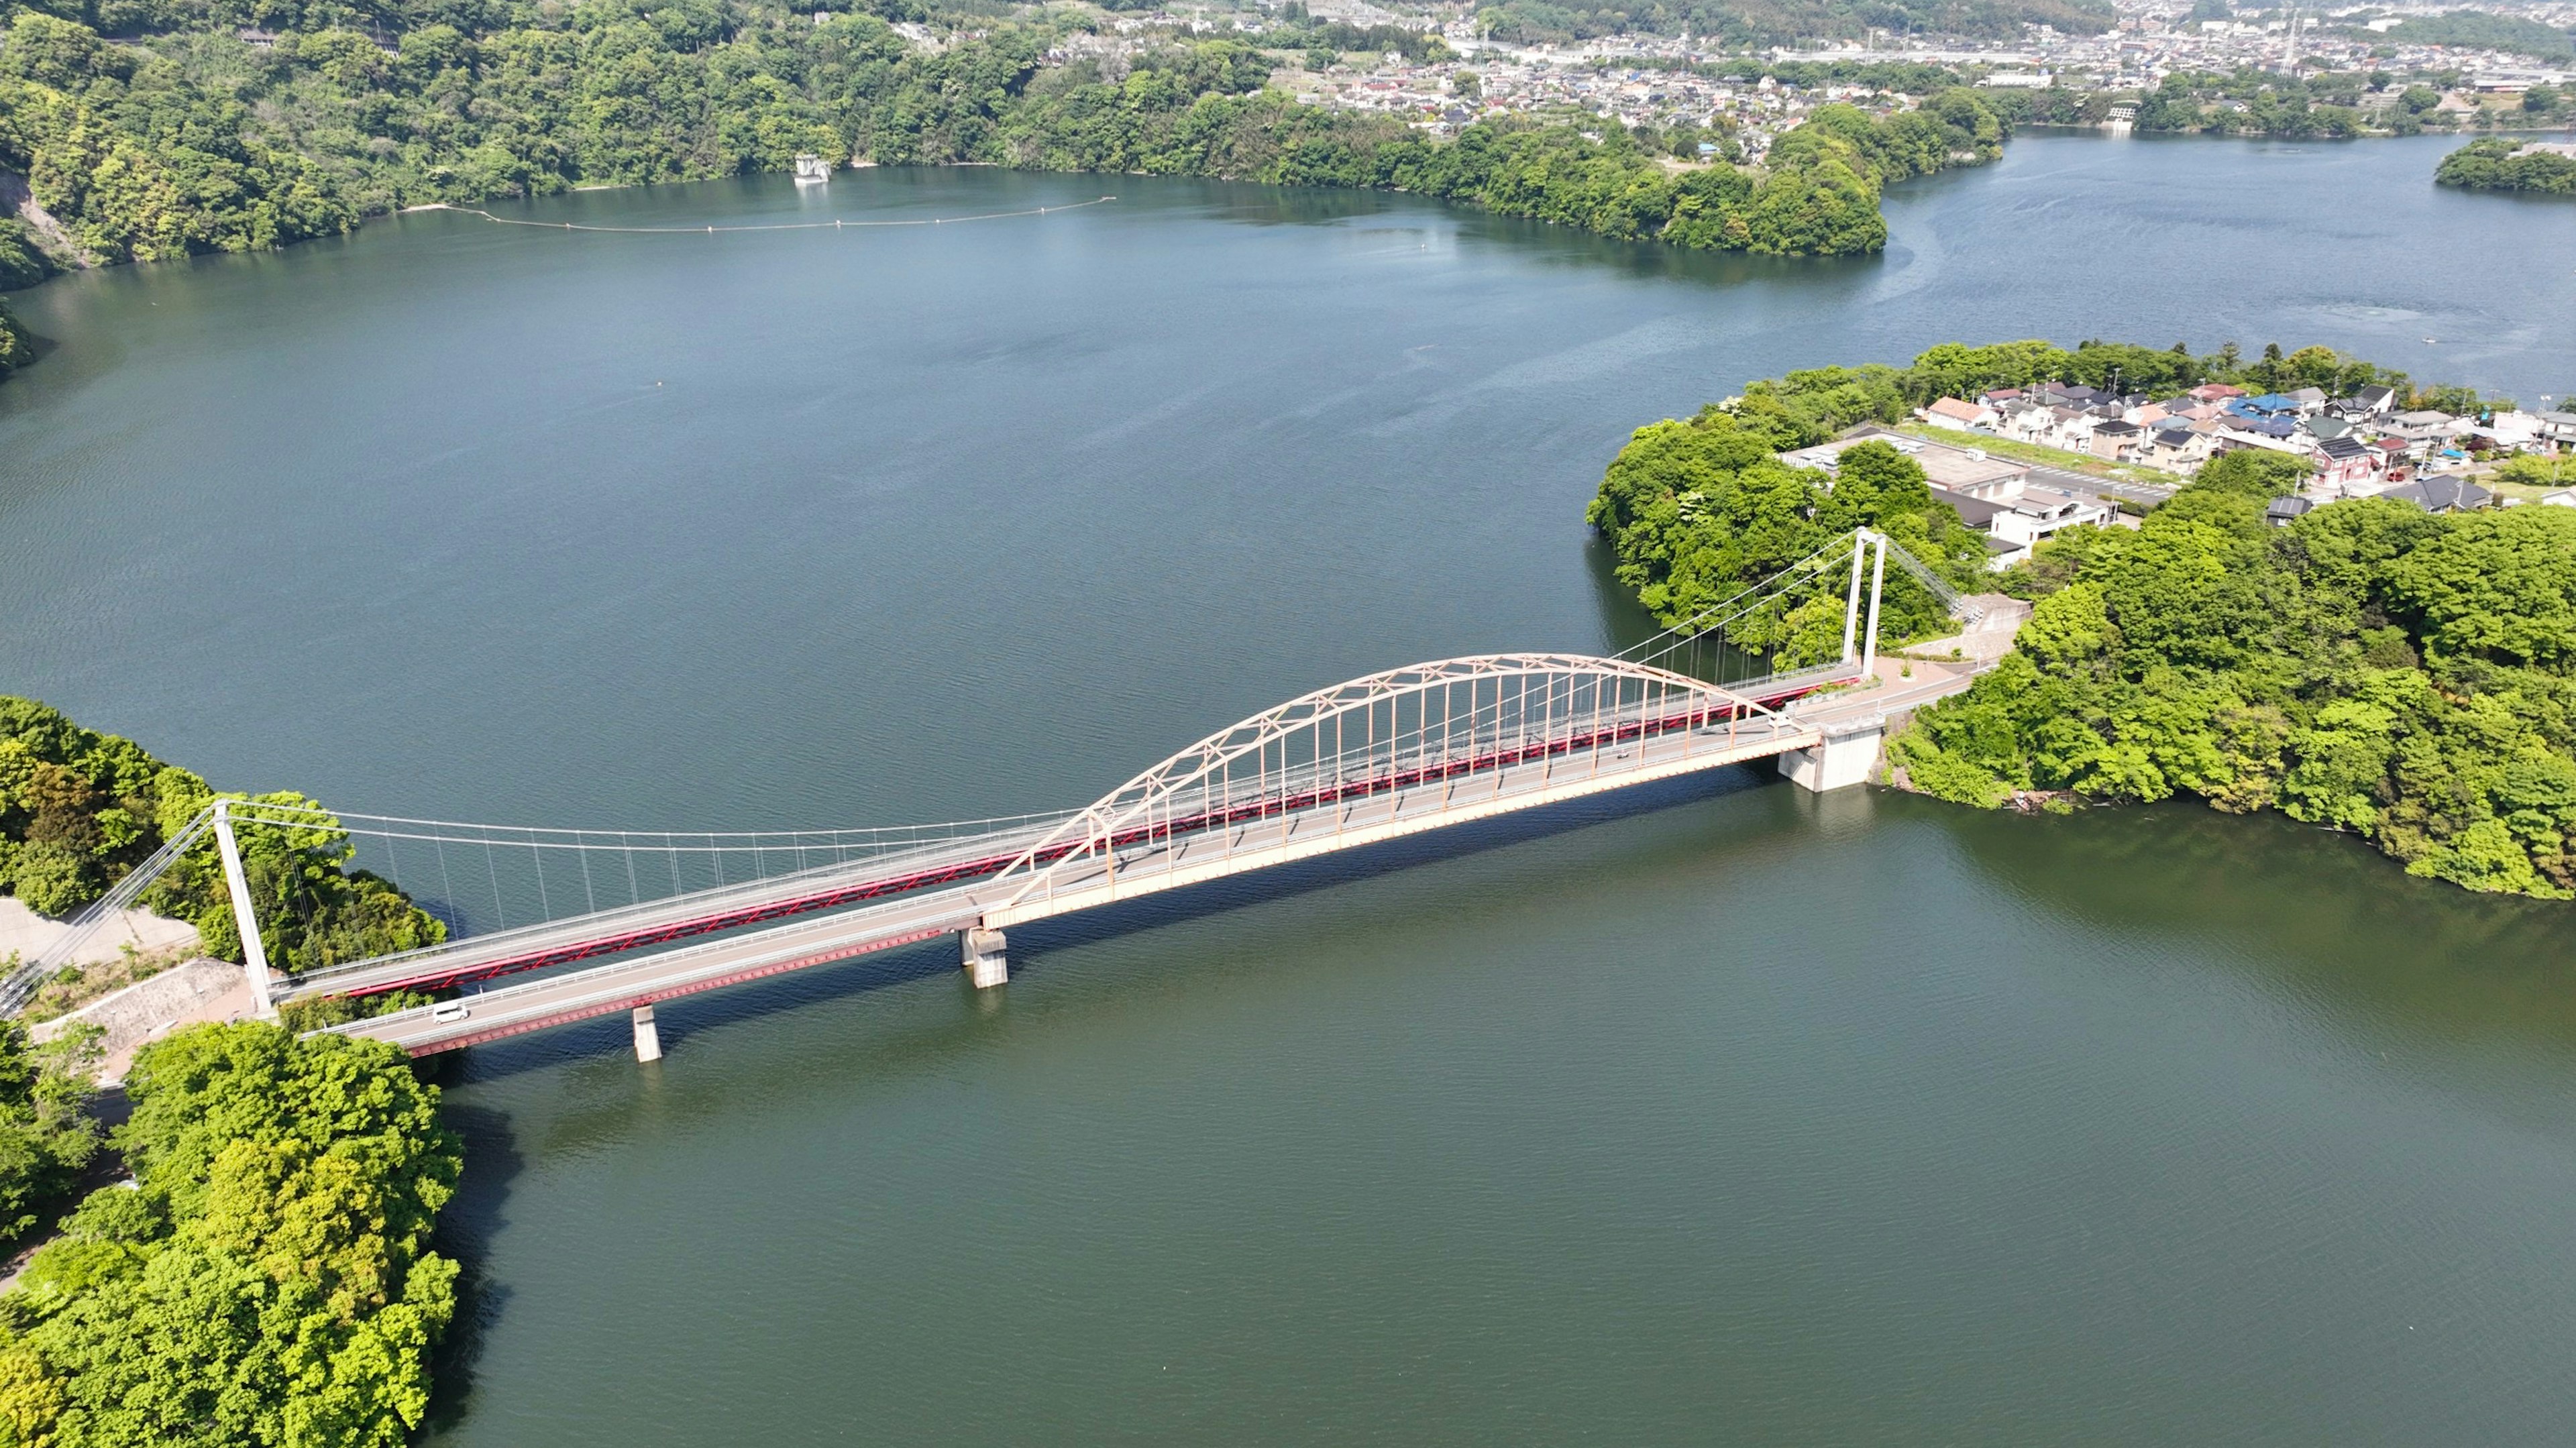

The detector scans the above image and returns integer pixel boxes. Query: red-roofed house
[1921,397,1992,433]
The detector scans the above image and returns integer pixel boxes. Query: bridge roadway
[278,819,1077,1000]
[284,665,1858,1003]
[329,666,1971,1058]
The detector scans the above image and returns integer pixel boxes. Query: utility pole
[211,800,277,1020]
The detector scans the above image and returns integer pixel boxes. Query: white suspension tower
[211,799,278,1020]
[1839,527,1890,677]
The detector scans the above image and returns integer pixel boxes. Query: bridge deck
[292,666,1859,1003]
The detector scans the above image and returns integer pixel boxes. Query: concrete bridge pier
[632,1004,662,1062]
[961,926,1008,989]
[1778,716,1884,793]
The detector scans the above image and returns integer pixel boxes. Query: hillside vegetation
[2374,9,2576,64]
[1893,455,2576,900]
[0,1,2006,279]
[0,219,40,379]
[0,1022,461,1448]
[1588,338,2574,899]
[1579,337,2457,643]
[0,697,443,971]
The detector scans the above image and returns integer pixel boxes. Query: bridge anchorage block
[631,1003,663,1063]
[961,926,1008,989]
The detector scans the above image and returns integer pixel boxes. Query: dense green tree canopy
[0,697,443,970]
[1892,480,2576,899]
[0,219,50,288]
[0,300,28,378]
[1582,337,2569,898]
[0,1024,98,1247]
[0,1023,461,1448]
[0,3,2009,283]
[1586,417,1988,660]
[2436,137,2576,196]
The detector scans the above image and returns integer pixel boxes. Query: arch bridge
[12,530,1990,1059]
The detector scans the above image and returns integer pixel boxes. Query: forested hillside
[0,0,2006,277]
[1580,337,2459,649]
[1892,457,2576,900]
[0,1022,462,1447]
[0,217,39,378]
[2371,9,2576,64]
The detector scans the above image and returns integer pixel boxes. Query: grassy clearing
[1891,424,2175,484]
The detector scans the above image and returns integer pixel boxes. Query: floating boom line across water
[411,195,1118,235]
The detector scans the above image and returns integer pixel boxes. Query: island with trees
[1589,340,2576,900]
[2435,137,2576,195]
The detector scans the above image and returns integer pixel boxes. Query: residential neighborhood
[1912,378,2576,533]
[1784,430,2131,569]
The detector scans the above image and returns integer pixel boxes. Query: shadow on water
[421,1099,527,1433]
[1927,792,2576,1054]
[446,761,1790,1085]
[439,767,1845,1180]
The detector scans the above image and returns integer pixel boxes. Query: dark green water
[4,135,2575,1443]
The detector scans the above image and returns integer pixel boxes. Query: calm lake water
[5,133,2576,1443]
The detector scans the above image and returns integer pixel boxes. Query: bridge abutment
[1778,718,1883,793]
[632,1004,662,1062]
[961,926,1008,989]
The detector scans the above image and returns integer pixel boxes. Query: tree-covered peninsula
[1590,340,2576,900]
[2435,137,2576,195]
[1584,337,2449,645]
[1894,459,2576,899]
[0,219,46,380]
[0,0,2005,278]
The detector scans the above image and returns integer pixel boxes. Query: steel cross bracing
[981,654,1794,918]
[329,653,1866,1056]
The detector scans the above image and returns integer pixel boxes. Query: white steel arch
[985,653,1785,913]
